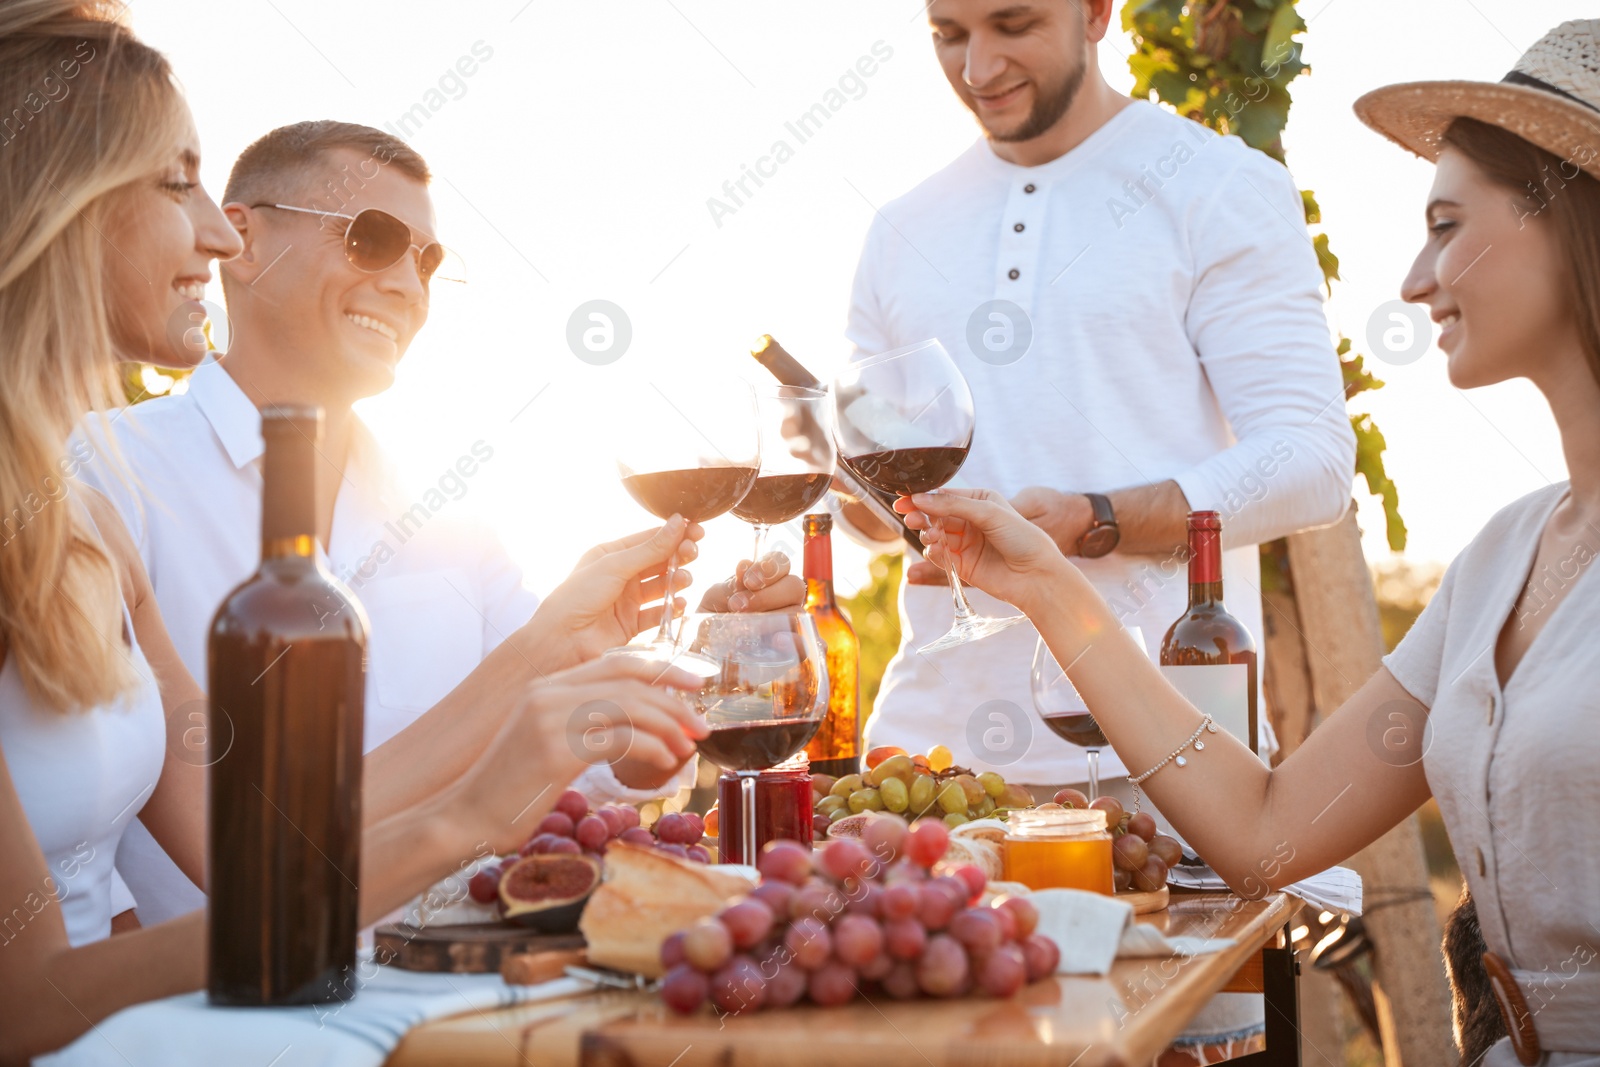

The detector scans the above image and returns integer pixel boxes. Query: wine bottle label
[1158,664,1260,763]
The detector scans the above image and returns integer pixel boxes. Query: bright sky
[128,0,1583,604]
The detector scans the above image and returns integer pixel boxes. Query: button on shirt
[78,362,667,923]
[847,100,1356,784]
[1385,482,1600,1057]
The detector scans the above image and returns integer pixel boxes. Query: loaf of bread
[579,842,756,978]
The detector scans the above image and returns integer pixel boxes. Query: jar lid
[1005,806,1108,839]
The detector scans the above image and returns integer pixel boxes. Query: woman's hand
[450,656,708,854]
[697,553,806,613]
[895,488,1068,612]
[536,517,705,664]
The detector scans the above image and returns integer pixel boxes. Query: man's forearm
[1014,479,1191,559]
[362,615,567,826]
[1105,480,1190,556]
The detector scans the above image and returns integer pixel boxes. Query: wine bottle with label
[207,406,369,1006]
[801,513,861,778]
[1158,511,1259,758]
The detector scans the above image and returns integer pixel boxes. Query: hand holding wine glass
[537,517,706,665]
[894,486,1067,613]
[832,339,1025,653]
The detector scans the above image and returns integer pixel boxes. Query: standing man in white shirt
[844,0,1356,800]
[81,121,797,925]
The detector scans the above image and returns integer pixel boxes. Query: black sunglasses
[251,203,463,284]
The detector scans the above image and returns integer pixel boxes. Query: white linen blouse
[0,510,165,947]
[1385,481,1599,1063]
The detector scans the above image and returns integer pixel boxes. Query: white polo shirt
[849,100,1356,784]
[79,362,672,922]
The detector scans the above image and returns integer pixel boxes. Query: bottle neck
[1186,526,1223,607]
[261,431,318,564]
[803,529,837,610]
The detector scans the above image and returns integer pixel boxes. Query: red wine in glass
[838,446,970,497]
[696,719,822,773]
[729,473,830,526]
[734,386,835,563]
[622,466,759,522]
[683,611,828,868]
[831,339,1023,654]
[611,379,760,668]
[1040,713,1110,749]
[1031,626,1146,801]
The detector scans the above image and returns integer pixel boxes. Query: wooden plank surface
[387,891,1299,1067]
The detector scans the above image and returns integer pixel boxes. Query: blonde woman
[0,4,710,1061]
[895,21,1600,1066]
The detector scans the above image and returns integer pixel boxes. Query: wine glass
[681,611,829,866]
[613,378,760,667]
[830,338,1024,653]
[1030,626,1145,802]
[729,385,835,564]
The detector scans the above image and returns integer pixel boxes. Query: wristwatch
[1076,493,1120,558]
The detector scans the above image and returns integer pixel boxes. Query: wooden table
[388,891,1303,1067]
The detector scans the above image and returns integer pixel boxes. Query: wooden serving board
[1115,885,1169,914]
[375,921,585,974]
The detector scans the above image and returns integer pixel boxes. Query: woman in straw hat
[0,2,718,1060]
[896,19,1600,1066]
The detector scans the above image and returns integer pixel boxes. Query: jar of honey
[1001,807,1114,894]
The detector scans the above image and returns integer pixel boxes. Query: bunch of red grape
[658,814,1061,1014]
[1051,789,1183,893]
[468,791,707,904]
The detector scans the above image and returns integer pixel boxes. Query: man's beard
[982,54,1087,144]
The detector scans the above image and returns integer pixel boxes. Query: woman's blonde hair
[0,1,190,711]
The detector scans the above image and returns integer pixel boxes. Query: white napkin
[36,957,586,1067]
[1164,864,1364,917]
[1030,888,1236,976]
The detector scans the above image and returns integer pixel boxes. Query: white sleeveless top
[0,510,165,947]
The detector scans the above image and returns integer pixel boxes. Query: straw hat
[1354,19,1600,180]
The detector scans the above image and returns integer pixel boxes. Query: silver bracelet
[1128,715,1217,813]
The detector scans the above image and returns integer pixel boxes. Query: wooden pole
[1284,507,1454,1067]
[1260,560,1347,1065]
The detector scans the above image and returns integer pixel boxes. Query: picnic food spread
[397,733,1200,1022]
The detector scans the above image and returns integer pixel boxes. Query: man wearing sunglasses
[78,121,799,925]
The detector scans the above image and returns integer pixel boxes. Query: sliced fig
[498,853,602,933]
[825,813,876,840]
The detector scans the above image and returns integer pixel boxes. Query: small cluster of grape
[812,745,1036,833]
[468,791,707,904]
[658,814,1061,1015]
[1049,789,1183,893]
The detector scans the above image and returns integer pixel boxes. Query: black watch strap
[1077,492,1120,558]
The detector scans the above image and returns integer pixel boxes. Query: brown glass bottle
[1159,511,1258,755]
[800,514,861,778]
[207,407,369,1006]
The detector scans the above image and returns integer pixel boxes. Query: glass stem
[937,518,977,623]
[1086,747,1101,803]
[752,524,768,567]
[654,550,679,646]
[739,771,758,866]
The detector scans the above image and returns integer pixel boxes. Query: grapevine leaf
[1263,1,1307,59]
[1301,188,1321,224]
[1313,232,1340,291]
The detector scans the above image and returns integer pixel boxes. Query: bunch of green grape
[813,747,1035,829]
